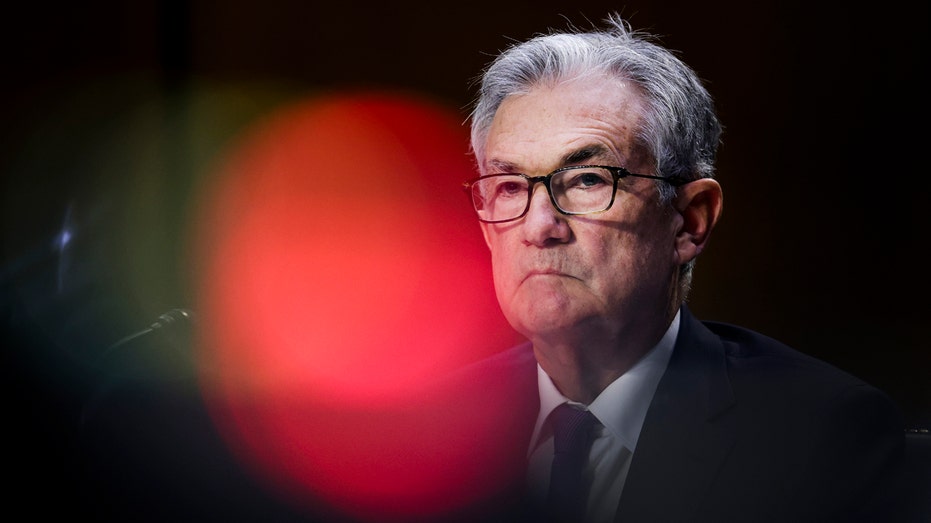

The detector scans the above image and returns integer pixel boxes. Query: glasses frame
[462,164,691,224]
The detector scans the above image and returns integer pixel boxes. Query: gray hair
[469,13,722,296]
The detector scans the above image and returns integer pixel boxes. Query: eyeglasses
[463,165,690,224]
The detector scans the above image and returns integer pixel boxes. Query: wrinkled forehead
[481,78,650,174]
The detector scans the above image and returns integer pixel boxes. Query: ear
[673,178,723,264]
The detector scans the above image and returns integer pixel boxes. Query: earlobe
[674,178,723,264]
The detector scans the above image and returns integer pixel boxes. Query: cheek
[585,220,671,287]
[489,241,519,295]
[626,225,679,286]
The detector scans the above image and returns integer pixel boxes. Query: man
[456,14,906,523]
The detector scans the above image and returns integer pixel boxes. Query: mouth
[522,269,574,283]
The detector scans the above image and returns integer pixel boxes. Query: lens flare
[189,92,524,521]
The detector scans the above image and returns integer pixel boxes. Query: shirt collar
[530,309,680,453]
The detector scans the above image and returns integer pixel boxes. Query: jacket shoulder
[701,319,876,391]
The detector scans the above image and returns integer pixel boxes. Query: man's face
[479,76,681,345]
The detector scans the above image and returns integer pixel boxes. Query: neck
[531,305,678,404]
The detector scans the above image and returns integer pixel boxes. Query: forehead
[484,76,647,173]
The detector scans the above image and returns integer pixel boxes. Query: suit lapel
[615,306,737,522]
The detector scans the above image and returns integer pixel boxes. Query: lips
[521,268,574,283]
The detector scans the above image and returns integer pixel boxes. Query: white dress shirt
[525,310,679,523]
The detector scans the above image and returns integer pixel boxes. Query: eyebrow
[562,144,611,165]
[487,158,518,173]
[487,144,614,174]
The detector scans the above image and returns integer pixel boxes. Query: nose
[521,183,571,246]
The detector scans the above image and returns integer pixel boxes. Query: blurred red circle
[189,92,524,521]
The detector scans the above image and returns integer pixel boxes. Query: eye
[578,173,606,187]
[563,169,611,190]
[491,177,527,198]
[497,180,524,194]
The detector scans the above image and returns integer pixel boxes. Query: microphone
[81,308,198,427]
[95,308,197,381]
[106,308,195,351]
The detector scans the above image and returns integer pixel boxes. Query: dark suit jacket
[441,305,907,523]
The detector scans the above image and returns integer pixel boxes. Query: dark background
[1,0,928,520]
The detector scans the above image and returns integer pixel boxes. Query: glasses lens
[471,174,530,222]
[551,167,615,214]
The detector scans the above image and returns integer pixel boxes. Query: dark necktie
[547,403,598,522]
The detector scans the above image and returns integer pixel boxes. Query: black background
[1,1,928,520]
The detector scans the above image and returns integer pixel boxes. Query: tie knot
[550,404,597,455]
